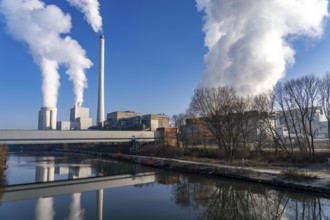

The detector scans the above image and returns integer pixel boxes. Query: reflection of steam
[67,193,85,220]
[35,197,55,220]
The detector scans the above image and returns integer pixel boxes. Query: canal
[0,152,330,220]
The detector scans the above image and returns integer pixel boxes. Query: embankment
[90,152,330,195]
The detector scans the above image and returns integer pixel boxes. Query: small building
[157,127,177,147]
[56,121,71,130]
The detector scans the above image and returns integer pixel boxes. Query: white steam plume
[0,0,92,107]
[67,0,102,33]
[196,0,328,95]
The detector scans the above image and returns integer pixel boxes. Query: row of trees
[173,73,330,161]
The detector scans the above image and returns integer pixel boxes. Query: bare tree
[189,86,246,161]
[172,113,188,147]
[185,113,213,149]
[254,90,303,160]
[284,75,320,159]
[238,95,259,159]
[271,75,320,160]
[319,72,330,143]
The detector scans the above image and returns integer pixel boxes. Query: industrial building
[104,111,169,131]
[39,35,104,131]
[38,107,57,130]
[105,111,141,130]
[275,106,328,139]
[37,35,170,134]
[142,114,170,131]
[56,105,93,130]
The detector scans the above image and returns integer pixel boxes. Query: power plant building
[142,114,170,131]
[38,107,57,130]
[105,111,141,130]
[105,111,169,131]
[57,106,92,130]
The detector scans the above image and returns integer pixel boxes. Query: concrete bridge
[0,130,160,145]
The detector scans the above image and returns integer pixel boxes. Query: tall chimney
[97,35,105,127]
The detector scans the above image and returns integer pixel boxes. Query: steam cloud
[0,0,92,107]
[196,0,329,95]
[67,0,102,33]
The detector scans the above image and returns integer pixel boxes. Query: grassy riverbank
[89,143,330,195]
[91,152,330,195]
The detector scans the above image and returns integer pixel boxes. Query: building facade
[56,106,93,130]
[274,107,328,139]
[142,114,169,131]
[104,111,169,131]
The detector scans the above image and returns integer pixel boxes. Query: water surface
[0,152,329,220]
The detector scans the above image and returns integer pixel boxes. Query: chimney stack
[97,35,105,127]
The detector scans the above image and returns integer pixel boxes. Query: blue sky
[0,0,330,129]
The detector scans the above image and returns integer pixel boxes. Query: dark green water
[0,152,329,220]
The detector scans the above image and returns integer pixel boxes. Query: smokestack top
[100,35,104,39]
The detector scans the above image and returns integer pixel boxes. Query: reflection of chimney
[97,35,105,127]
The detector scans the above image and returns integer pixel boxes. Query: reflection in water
[35,157,55,182]
[170,174,330,220]
[35,157,55,220]
[1,153,330,220]
[97,190,103,220]
[35,197,55,220]
[34,156,91,220]
[67,193,85,220]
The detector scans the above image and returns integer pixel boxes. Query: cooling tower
[38,107,57,130]
[97,35,105,127]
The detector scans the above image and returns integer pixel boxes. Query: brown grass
[280,167,318,182]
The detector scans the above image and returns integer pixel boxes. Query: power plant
[37,35,170,133]
[38,35,105,130]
